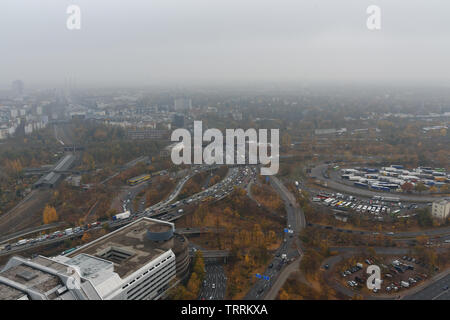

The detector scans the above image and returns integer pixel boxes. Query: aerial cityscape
[0,0,449,308]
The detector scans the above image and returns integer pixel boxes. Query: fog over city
[1,0,450,87]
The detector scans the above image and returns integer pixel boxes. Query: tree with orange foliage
[42,205,58,224]
[81,232,91,243]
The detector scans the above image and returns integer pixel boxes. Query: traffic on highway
[0,164,257,257]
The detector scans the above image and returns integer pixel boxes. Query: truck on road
[113,211,131,221]
[16,239,28,246]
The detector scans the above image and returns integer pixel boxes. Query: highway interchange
[1,160,448,300]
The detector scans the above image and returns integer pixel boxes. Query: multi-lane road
[198,263,227,300]
[245,175,305,300]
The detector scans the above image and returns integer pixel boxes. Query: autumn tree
[42,205,58,224]
[186,272,201,299]
[192,251,206,281]
[401,182,414,193]
[415,182,427,193]
[81,232,91,243]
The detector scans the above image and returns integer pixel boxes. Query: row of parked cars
[342,262,364,278]
[315,192,398,216]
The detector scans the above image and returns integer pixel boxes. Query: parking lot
[312,191,427,220]
[336,255,437,295]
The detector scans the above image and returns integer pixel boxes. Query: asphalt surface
[404,273,450,300]
[198,263,227,300]
[244,175,305,300]
[321,246,449,300]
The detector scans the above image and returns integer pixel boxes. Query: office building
[0,218,190,300]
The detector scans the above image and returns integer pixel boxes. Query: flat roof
[0,264,61,295]
[0,283,27,300]
[53,154,75,171]
[67,218,180,279]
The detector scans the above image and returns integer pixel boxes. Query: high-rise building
[0,218,190,300]
[432,199,450,220]
[11,80,24,96]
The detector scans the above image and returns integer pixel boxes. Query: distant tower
[11,80,24,95]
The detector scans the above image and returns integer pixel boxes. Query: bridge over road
[190,250,230,263]
[176,227,224,235]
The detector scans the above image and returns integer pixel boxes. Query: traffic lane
[245,177,302,299]
[246,238,294,299]
[405,274,450,300]
[199,263,227,300]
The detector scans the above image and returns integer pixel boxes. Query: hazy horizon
[1,0,450,88]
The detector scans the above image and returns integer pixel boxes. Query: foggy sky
[1,0,450,88]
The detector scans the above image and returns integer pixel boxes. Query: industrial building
[0,218,190,300]
[33,154,76,189]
